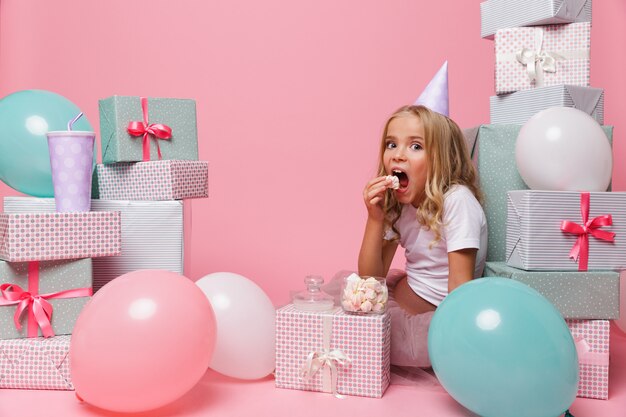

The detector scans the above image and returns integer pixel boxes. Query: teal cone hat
[414,61,449,116]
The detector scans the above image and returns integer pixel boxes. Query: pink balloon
[70,270,216,413]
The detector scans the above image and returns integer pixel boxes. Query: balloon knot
[564,410,575,417]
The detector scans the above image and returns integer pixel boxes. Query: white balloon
[196,272,275,379]
[515,107,612,191]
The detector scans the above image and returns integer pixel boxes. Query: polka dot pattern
[96,160,209,201]
[566,319,610,400]
[275,304,391,398]
[0,212,122,262]
[494,22,591,94]
[0,335,73,390]
[48,134,94,212]
[484,262,620,319]
[99,96,198,164]
[0,259,92,339]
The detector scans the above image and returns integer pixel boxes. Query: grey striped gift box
[506,190,626,271]
[480,0,592,39]
[3,197,185,292]
[490,85,604,125]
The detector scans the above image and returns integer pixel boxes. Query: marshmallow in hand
[386,175,399,190]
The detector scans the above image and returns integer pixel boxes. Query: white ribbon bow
[515,28,564,86]
[300,349,351,398]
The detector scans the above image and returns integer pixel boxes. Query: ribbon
[0,261,93,338]
[515,28,566,86]
[299,313,351,398]
[127,97,172,161]
[560,192,615,271]
[574,336,609,367]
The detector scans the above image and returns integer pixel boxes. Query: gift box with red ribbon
[99,96,198,164]
[275,304,390,398]
[0,211,121,263]
[495,22,591,94]
[506,190,626,271]
[0,334,73,390]
[567,319,610,400]
[0,259,92,339]
[96,160,208,201]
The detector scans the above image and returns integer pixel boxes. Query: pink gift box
[0,335,73,390]
[275,304,390,398]
[96,160,208,201]
[495,22,590,94]
[0,211,121,262]
[566,319,610,400]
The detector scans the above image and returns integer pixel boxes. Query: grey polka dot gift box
[99,96,198,164]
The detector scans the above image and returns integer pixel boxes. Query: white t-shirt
[384,185,488,306]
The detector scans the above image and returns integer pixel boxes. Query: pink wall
[0,0,624,305]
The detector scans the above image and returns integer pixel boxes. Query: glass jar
[292,275,335,312]
[341,273,388,314]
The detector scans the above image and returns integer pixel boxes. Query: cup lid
[46,131,95,136]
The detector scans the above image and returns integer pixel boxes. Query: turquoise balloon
[0,90,94,197]
[428,278,578,417]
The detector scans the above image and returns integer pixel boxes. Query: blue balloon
[428,278,578,417]
[0,90,94,197]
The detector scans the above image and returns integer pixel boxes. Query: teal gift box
[99,96,199,164]
[0,259,92,339]
[472,124,614,262]
[484,262,620,319]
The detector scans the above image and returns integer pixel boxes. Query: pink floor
[2,326,625,417]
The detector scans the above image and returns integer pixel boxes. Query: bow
[300,349,351,398]
[515,28,564,86]
[127,97,172,161]
[560,192,615,271]
[574,336,609,367]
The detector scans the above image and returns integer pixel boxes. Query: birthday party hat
[414,61,449,116]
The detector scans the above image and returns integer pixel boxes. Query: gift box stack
[4,96,208,293]
[0,192,122,391]
[0,95,208,391]
[471,0,618,400]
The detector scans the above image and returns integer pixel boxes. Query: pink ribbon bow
[127,97,172,161]
[574,336,609,367]
[0,262,93,338]
[560,192,615,271]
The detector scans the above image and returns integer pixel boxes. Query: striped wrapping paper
[275,304,391,398]
[480,0,592,39]
[506,190,626,271]
[490,85,604,125]
[495,22,591,94]
[3,197,185,292]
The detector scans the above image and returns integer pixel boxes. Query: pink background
[0,0,624,306]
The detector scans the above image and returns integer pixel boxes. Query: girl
[359,104,488,367]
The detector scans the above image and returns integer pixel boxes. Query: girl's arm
[448,248,477,293]
[358,176,398,277]
[358,219,398,277]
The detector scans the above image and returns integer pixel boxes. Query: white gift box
[4,197,186,292]
[567,319,610,400]
[480,0,592,39]
[506,190,626,271]
[495,22,591,94]
[490,85,604,125]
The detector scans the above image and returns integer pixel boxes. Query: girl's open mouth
[392,170,409,191]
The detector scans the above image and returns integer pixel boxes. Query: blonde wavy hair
[377,105,483,244]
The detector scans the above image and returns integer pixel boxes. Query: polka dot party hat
[414,61,449,117]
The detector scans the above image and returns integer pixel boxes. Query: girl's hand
[363,176,391,222]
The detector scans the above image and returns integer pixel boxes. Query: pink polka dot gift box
[96,160,208,201]
[0,211,121,263]
[0,335,73,390]
[275,304,391,398]
[494,22,590,94]
[566,319,610,400]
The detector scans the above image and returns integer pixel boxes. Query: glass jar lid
[292,275,335,312]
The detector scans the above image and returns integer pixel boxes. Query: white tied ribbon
[299,314,351,398]
[515,28,565,86]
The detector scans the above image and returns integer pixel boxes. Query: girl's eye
[385,142,396,149]
[410,143,423,151]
